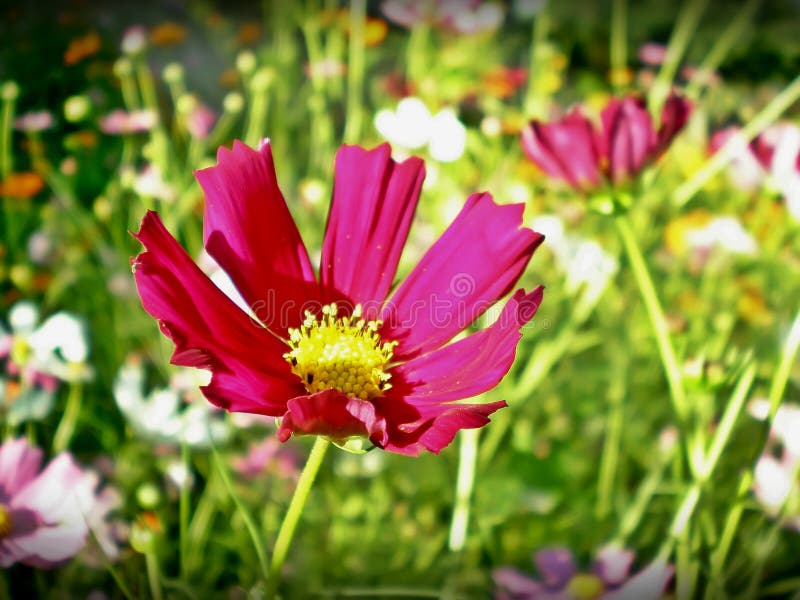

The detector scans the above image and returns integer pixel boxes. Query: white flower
[114,359,229,448]
[374,97,467,162]
[132,165,177,203]
[3,301,92,385]
[684,216,758,256]
[768,124,800,221]
[428,109,467,162]
[448,1,504,33]
[530,215,618,305]
[374,98,432,149]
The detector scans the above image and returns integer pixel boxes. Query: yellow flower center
[283,303,397,401]
[10,335,31,366]
[566,574,606,600]
[0,504,12,538]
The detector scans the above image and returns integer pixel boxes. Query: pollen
[0,503,12,538]
[283,303,397,400]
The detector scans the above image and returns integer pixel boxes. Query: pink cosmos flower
[99,109,157,135]
[132,140,544,455]
[710,123,800,219]
[0,438,91,568]
[382,0,504,34]
[521,93,692,191]
[494,546,673,600]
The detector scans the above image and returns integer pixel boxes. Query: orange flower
[237,22,262,46]
[219,68,240,88]
[482,66,527,99]
[64,32,101,66]
[0,172,45,199]
[150,22,188,46]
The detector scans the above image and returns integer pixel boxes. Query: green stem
[768,309,800,419]
[596,352,627,520]
[179,442,190,580]
[145,551,164,600]
[0,91,14,178]
[405,24,430,89]
[660,362,756,556]
[524,7,550,118]
[212,446,270,583]
[609,0,628,91]
[613,439,674,544]
[343,0,366,143]
[52,383,82,453]
[685,0,761,98]
[266,436,330,599]
[614,214,687,422]
[704,471,753,599]
[673,74,800,207]
[649,0,710,117]
[448,428,479,552]
[244,71,272,148]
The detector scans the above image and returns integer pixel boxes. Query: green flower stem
[704,471,753,600]
[524,7,550,118]
[52,382,82,453]
[448,428,480,552]
[212,446,270,583]
[145,550,164,600]
[674,73,800,207]
[265,436,330,599]
[768,308,800,419]
[179,442,190,580]
[609,0,628,90]
[648,0,709,117]
[614,214,688,422]
[244,72,272,149]
[405,24,430,89]
[613,438,675,544]
[135,57,170,178]
[685,0,761,98]
[1,87,16,253]
[0,88,14,178]
[596,351,627,520]
[343,0,366,144]
[660,362,756,556]
[185,468,221,577]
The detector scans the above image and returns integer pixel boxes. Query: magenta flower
[521,93,691,191]
[0,438,91,568]
[132,140,544,455]
[494,546,673,600]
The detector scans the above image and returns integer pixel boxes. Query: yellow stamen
[0,504,12,538]
[566,574,606,600]
[283,303,397,400]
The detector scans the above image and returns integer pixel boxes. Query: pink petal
[593,545,635,586]
[380,193,543,360]
[277,390,388,446]
[521,110,603,190]
[602,97,656,183]
[493,566,545,596]
[9,454,89,567]
[390,287,543,403]
[320,144,425,319]
[132,210,304,416]
[196,140,319,335]
[375,397,506,455]
[654,93,692,158]
[603,560,673,600]
[0,438,43,502]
